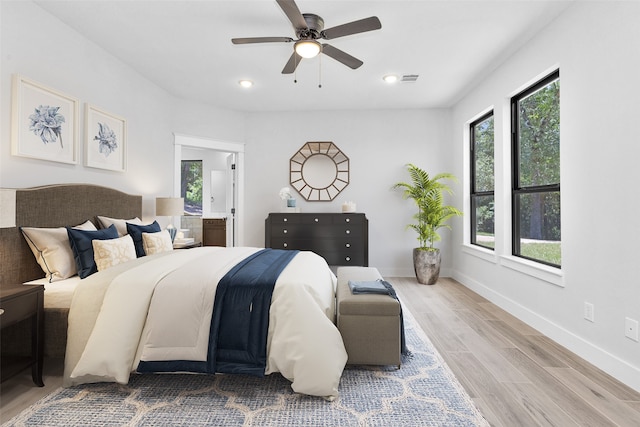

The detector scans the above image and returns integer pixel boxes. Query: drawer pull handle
[314,218,319,222]
[345,230,350,234]
[345,243,351,248]
[345,218,350,223]
[345,256,351,262]
[283,229,287,234]
[0,308,4,316]
[283,243,288,248]
[283,218,288,222]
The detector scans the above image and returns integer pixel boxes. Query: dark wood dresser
[265,213,368,266]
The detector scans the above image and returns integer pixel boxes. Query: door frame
[173,133,245,246]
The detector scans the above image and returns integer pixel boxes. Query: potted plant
[393,164,462,285]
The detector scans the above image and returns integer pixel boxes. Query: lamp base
[166,226,177,242]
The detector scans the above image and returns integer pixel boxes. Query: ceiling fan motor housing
[299,13,324,39]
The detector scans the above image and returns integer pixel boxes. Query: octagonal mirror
[290,141,349,201]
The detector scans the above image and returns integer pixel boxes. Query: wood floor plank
[456,325,530,384]
[539,335,640,402]
[546,367,640,426]
[501,381,581,426]
[501,348,617,427]
[489,320,568,368]
[454,309,517,349]
[447,351,539,426]
[477,302,542,336]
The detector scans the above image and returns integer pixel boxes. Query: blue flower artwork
[93,122,118,157]
[28,105,65,148]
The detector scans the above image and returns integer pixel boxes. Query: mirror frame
[290,141,349,201]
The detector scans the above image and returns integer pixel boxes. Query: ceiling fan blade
[232,37,294,44]
[282,52,303,74]
[276,0,308,30]
[321,44,363,69]
[322,16,382,40]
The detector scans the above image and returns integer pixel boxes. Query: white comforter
[63,247,347,398]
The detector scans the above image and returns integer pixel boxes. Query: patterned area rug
[4,310,488,427]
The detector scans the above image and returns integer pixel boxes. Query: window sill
[500,255,564,287]
[462,244,498,263]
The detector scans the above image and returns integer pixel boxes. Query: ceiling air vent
[401,74,419,82]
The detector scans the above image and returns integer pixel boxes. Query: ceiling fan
[232,0,382,74]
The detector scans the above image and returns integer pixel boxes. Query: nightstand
[0,284,45,387]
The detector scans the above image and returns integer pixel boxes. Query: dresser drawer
[0,291,38,327]
[322,251,365,266]
[271,237,362,251]
[271,224,362,238]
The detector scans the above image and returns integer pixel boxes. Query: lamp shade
[295,40,321,59]
[0,189,16,228]
[156,197,184,216]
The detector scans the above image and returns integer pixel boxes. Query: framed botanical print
[85,104,126,172]
[11,74,79,164]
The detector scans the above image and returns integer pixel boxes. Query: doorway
[173,133,245,246]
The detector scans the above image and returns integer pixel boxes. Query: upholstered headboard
[0,184,142,284]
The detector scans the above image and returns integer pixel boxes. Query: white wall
[0,1,245,220]
[243,109,453,277]
[450,1,640,391]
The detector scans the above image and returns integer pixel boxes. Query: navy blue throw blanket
[138,249,299,376]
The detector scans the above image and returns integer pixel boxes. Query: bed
[0,184,347,398]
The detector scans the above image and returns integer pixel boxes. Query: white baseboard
[452,269,640,393]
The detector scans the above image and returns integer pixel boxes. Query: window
[181,160,203,215]
[470,112,495,249]
[511,70,560,267]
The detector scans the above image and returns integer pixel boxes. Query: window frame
[511,69,560,268]
[470,110,495,250]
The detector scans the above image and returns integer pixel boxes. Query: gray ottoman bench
[336,266,401,367]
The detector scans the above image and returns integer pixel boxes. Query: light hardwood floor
[1,277,639,426]
[390,276,640,426]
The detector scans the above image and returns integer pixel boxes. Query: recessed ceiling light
[383,74,398,84]
[238,80,253,88]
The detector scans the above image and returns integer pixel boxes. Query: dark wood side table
[0,284,45,387]
[202,218,226,246]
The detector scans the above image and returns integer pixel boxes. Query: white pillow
[92,234,137,272]
[142,230,174,255]
[97,215,142,237]
[21,220,97,282]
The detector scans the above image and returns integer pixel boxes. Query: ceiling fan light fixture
[238,79,254,88]
[295,40,321,58]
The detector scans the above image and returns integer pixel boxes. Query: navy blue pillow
[126,221,161,257]
[67,224,119,279]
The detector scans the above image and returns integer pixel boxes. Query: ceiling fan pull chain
[294,54,298,84]
[318,51,322,88]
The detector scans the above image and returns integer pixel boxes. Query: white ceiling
[34,0,573,113]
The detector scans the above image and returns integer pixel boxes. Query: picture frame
[11,74,79,164]
[85,104,126,172]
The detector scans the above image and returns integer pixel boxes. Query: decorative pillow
[92,235,137,272]
[20,220,97,282]
[97,215,142,237]
[67,224,119,279]
[142,230,174,255]
[126,221,161,257]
